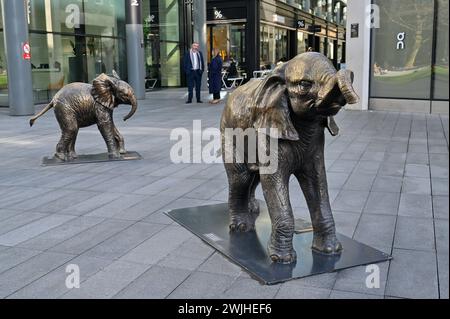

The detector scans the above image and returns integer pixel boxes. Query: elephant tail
[29,101,54,127]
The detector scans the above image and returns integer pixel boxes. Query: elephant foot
[312,232,343,255]
[248,198,260,216]
[119,148,127,155]
[68,152,78,160]
[54,152,67,161]
[229,212,258,232]
[108,151,121,159]
[268,242,297,264]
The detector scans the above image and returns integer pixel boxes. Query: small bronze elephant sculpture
[221,52,359,264]
[30,73,137,161]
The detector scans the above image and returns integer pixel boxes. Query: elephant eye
[299,80,313,90]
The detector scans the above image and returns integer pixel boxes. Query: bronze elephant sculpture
[30,73,137,161]
[221,52,359,264]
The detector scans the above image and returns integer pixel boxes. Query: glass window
[28,0,125,37]
[0,31,8,102]
[143,0,182,87]
[297,31,309,55]
[370,0,435,99]
[433,0,449,100]
[260,25,289,70]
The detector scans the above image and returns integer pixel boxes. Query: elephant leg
[97,122,120,158]
[68,128,79,160]
[226,164,259,232]
[260,172,296,264]
[113,126,126,154]
[295,167,342,255]
[248,174,260,217]
[55,125,78,161]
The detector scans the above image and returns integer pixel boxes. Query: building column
[125,0,146,100]
[345,0,371,111]
[193,0,208,91]
[246,0,260,76]
[1,0,34,116]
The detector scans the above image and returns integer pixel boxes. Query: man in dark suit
[183,42,205,104]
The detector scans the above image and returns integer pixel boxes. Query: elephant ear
[92,73,116,110]
[253,73,299,141]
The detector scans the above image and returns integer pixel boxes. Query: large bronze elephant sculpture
[30,73,137,161]
[221,52,359,264]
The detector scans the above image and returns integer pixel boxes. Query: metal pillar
[1,0,34,116]
[193,0,208,91]
[125,0,146,100]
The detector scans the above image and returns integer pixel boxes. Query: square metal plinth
[166,202,392,285]
[41,151,142,166]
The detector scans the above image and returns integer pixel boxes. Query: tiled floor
[0,89,448,299]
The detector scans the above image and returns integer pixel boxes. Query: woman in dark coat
[208,48,223,104]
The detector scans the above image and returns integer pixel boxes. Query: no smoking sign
[22,42,31,60]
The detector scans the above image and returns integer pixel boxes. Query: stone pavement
[0,89,448,299]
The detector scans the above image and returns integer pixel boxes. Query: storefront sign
[207,7,247,21]
[297,19,306,29]
[308,25,322,33]
[22,42,31,60]
[351,23,359,38]
[273,15,286,24]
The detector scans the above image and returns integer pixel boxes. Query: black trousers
[213,92,221,100]
[187,70,203,102]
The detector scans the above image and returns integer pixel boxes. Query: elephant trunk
[123,96,137,121]
[336,70,359,105]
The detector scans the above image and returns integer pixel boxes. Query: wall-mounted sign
[273,14,286,24]
[351,23,359,38]
[396,32,405,50]
[214,9,224,19]
[22,42,31,60]
[207,7,247,21]
[297,19,306,29]
[308,25,322,33]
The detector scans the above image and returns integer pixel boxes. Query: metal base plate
[166,202,392,285]
[42,151,142,166]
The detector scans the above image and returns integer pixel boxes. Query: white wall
[345,0,371,111]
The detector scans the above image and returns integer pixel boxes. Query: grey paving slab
[329,160,358,174]
[378,162,405,177]
[398,193,433,218]
[83,222,166,260]
[114,265,191,299]
[9,255,113,299]
[276,281,331,299]
[60,192,121,215]
[402,177,432,195]
[0,251,75,298]
[33,190,99,214]
[61,260,151,299]
[85,194,147,218]
[386,249,439,299]
[333,261,389,297]
[343,173,376,191]
[332,190,370,213]
[433,196,449,220]
[120,225,192,265]
[333,211,360,237]
[371,176,403,193]
[437,253,449,299]
[363,192,400,216]
[432,178,449,196]
[394,217,435,252]
[353,214,396,252]
[0,209,25,222]
[0,212,48,236]
[167,271,237,299]
[197,253,244,277]
[0,247,42,274]
[434,219,449,255]
[329,290,382,299]
[405,164,430,178]
[219,277,280,299]
[17,216,105,251]
[0,214,76,247]
[50,219,134,255]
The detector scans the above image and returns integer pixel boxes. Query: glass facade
[260,24,289,69]
[28,0,127,103]
[370,0,448,101]
[208,24,246,68]
[0,8,7,104]
[142,0,184,88]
